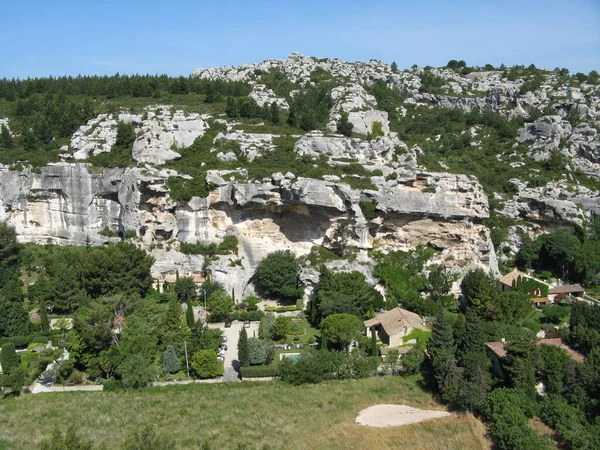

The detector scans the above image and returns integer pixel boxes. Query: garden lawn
[0,375,490,450]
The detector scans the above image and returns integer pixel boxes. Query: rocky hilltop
[0,53,598,297]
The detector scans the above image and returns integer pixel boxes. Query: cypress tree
[186,297,195,329]
[270,102,280,124]
[238,328,249,367]
[40,302,50,332]
[1,342,19,375]
[370,327,378,357]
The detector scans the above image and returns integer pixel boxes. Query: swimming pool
[280,352,302,362]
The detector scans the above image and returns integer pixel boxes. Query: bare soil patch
[356,404,451,427]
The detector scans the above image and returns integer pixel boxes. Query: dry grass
[0,376,490,450]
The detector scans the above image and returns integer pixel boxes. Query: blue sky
[1,0,598,78]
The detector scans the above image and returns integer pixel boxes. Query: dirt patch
[356,404,451,427]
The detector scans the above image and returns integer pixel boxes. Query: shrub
[191,349,224,378]
[239,365,279,378]
[359,200,379,220]
[161,345,180,374]
[217,235,238,255]
[247,338,267,365]
[296,299,304,311]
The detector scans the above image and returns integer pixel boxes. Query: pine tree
[40,302,50,332]
[0,342,19,375]
[186,297,195,329]
[391,61,398,72]
[0,124,13,149]
[270,102,280,124]
[238,328,249,367]
[161,345,181,374]
[225,97,238,118]
[336,112,354,137]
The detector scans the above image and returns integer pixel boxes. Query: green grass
[0,375,493,450]
[401,329,432,345]
[585,285,600,300]
[284,318,320,345]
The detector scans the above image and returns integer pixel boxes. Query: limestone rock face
[501,181,600,226]
[249,84,289,109]
[294,133,404,164]
[70,107,209,164]
[0,163,139,245]
[0,162,504,302]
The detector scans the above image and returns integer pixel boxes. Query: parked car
[217,355,225,362]
[243,320,250,328]
[224,321,232,328]
[220,344,228,351]
[221,335,228,343]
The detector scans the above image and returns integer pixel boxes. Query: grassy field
[0,376,491,450]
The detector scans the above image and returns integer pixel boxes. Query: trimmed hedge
[0,332,57,349]
[265,305,297,312]
[239,365,279,378]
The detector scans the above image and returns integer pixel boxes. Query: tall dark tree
[0,342,19,375]
[0,124,13,149]
[40,301,50,331]
[186,298,195,329]
[336,112,354,137]
[270,102,280,124]
[238,327,249,367]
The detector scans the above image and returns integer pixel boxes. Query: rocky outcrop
[249,84,289,109]
[294,133,405,164]
[0,162,500,297]
[500,180,600,226]
[70,107,209,165]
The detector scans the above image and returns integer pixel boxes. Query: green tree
[40,302,50,331]
[186,298,195,329]
[117,353,157,389]
[272,316,291,341]
[0,299,31,337]
[270,102,280,124]
[336,112,354,137]
[504,340,538,399]
[191,349,224,378]
[460,268,496,309]
[225,96,238,118]
[370,327,378,357]
[174,277,196,303]
[320,313,364,352]
[254,250,301,300]
[161,345,180,374]
[490,291,532,322]
[428,264,458,301]
[402,345,425,375]
[115,121,136,148]
[206,290,233,322]
[390,61,398,72]
[247,337,267,365]
[384,348,401,374]
[0,342,19,375]
[259,313,274,340]
[0,124,13,149]
[238,327,249,367]
[316,270,383,320]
